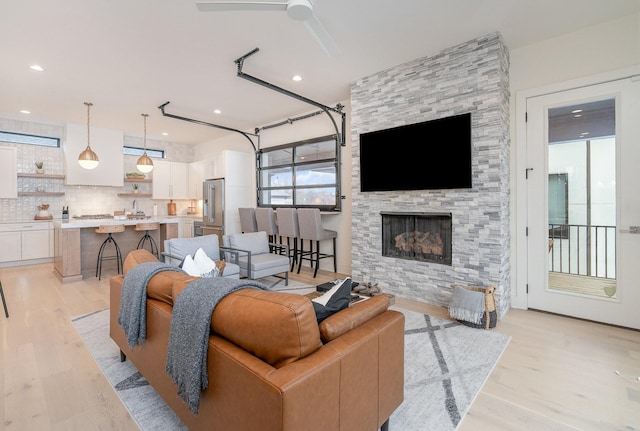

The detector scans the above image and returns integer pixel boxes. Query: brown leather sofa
[109,249,404,431]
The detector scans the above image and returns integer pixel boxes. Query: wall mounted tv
[359,113,472,192]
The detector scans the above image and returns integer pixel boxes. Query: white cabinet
[216,151,254,235]
[21,229,51,260]
[0,222,53,263]
[65,124,124,186]
[0,232,21,262]
[152,161,189,200]
[188,160,213,199]
[0,146,18,198]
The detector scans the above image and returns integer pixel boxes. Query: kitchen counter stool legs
[135,222,160,258]
[297,208,337,278]
[0,279,8,318]
[276,208,300,272]
[95,224,126,280]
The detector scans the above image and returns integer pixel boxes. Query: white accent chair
[222,231,290,285]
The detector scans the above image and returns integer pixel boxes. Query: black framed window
[123,146,165,159]
[258,135,341,211]
[0,131,60,147]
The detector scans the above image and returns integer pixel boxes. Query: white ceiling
[1,0,638,145]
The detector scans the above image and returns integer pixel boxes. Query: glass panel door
[526,77,640,329]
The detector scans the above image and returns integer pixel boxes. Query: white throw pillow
[193,247,216,274]
[181,254,200,277]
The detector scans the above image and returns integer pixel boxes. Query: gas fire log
[394,231,444,256]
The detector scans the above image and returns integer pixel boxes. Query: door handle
[525,168,534,179]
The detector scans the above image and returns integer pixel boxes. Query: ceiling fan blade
[196,2,287,12]
[304,14,339,57]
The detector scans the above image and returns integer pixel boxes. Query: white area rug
[72,307,509,431]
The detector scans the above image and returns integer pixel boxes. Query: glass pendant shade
[137,113,154,173]
[78,102,99,169]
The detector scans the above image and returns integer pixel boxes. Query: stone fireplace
[350,33,511,319]
[381,212,452,266]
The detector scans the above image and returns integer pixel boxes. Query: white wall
[510,13,640,308]
[193,101,353,275]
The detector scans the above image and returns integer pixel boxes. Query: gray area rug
[260,276,315,293]
[72,307,509,431]
[390,308,510,430]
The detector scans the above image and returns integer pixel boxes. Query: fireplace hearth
[381,212,452,265]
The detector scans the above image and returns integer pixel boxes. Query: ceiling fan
[195,0,339,57]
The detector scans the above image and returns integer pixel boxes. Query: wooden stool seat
[96,224,125,280]
[95,224,126,234]
[135,222,160,257]
[135,222,160,232]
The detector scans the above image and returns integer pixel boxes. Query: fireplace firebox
[381,212,452,265]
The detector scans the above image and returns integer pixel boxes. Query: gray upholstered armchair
[162,234,240,279]
[222,231,290,285]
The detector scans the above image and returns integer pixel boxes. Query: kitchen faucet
[132,200,137,213]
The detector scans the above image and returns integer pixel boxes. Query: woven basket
[450,284,497,329]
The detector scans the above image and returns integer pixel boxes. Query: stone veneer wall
[350,33,511,318]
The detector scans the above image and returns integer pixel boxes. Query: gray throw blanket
[117,262,185,347]
[448,285,485,324]
[165,277,268,414]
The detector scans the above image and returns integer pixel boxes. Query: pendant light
[77,102,99,169]
[136,113,154,173]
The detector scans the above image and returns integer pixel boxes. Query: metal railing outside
[548,223,616,279]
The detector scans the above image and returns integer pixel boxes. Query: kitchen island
[53,217,179,283]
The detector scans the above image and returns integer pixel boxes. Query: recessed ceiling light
[574,114,582,118]
[571,109,583,114]
[213,109,221,114]
[580,132,590,136]
[20,110,31,114]
[162,132,169,136]
[29,65,44,72]
[292,75,302,82]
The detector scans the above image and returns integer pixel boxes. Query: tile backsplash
[1,117,197,222]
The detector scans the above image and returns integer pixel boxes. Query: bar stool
[276,208,300,271]
[255,207,279,250]
[297,208,337,278]
[135,222,160,258]
[0,279,8,318]
[239,208,258,233]
[95,224,126,280]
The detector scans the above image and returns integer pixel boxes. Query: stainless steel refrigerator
[202,178,225,244]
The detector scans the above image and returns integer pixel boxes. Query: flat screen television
[359,113,472,192]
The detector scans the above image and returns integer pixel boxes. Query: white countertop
[53,216,180,229]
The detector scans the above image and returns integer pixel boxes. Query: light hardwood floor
[1,262,638,430]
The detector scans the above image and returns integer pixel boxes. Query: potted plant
[133,183,139,194]
[35,161,44,174]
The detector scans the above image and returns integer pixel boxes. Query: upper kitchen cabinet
[0,146,17,198]
[65,124,124,186]
[188,160,214,199]
[152,160,189,200]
